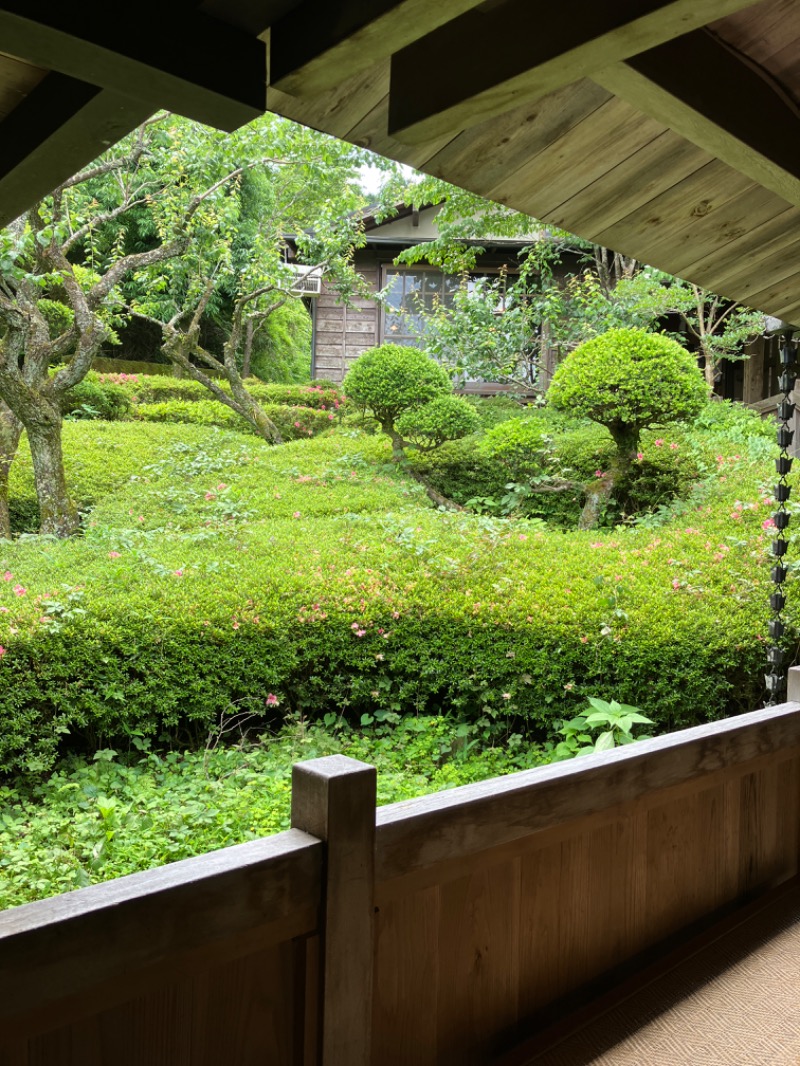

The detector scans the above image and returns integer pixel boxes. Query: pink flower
[173,569,184,577]
[0,646,6,657]
[580,636,589,644]
[355,629,366,637]
[2,571,11,581]
[762,518,776,530]
[669,442,678,450]
[654,439,664,447]
[293,511,301,518]
[672,579,680,589]
[217,483,226,491]
[12,585,25,597]
[204,492,215,500]
[595,470,605,478]
[519,534,528,541]
[265,693,280,707]
[108,551,121,559]
[232,621,240,630]
[636,452,644,461]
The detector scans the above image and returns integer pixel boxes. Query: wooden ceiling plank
[594,28,800,209]
[0,71,152,228]
[0,3,265,131]
[597,183,790,291]
[547,132,712,235]
[344,98,454,171]
[421,80,612,196]
[268,0,486,97]
[487,98,665,218]
[680,207,800,285]
[387,0,758,144]
[743,270,800,320]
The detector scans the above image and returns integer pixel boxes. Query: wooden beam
[387,0,757,144]
[594,28,800,208]
[268,0,486,97]
[0,2,265,131]
[0,72,153,228]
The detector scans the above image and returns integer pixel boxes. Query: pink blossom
[173,569,184,577]
[232,621,240,630]
[12,585,25,597]
[580,635,589,644]
[351,622,360,630]
[265,693,280,707]
[595,470,605,478]
[669,442,678,450]
[293,511,301,518]
[654,439,664,447]
[762,518,776,530]
[217,483,227,491]
[2,571,12,581]
[204,492,215,500]
[108,551,121,559]
[355,629,366,637]
[672,579,680,589]
[519,534,528,541]
[636,452,644,461]
[0,646,5,657]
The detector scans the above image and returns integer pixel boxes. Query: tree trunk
[579,424,638,530]
[25,401,78,537]
[0,405,22,538]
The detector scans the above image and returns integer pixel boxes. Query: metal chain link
[765,331,796,705]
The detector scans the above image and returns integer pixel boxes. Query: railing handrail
[375,700,800,882]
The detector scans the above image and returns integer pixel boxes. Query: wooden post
[787,666,800,704]
[291,755,377,1066]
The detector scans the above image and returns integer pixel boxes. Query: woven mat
[524,889,800,1066]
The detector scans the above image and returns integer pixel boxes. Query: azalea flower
[669,442,678,450]
[2,572,11,581]
[265,693,280,707]
[108,551,121,559]
[0,646,6,657]
[12,585,25,597]
[636,452,644,460]
[654,439,664,447]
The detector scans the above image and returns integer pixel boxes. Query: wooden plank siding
[371,701,800,1064]
[0,830,323,1063]
[313,256,380,382]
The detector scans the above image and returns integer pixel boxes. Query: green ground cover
[0,387,789,908]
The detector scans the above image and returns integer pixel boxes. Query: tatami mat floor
[520,888,800,1066]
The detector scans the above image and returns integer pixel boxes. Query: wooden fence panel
[372,702,800,1065]
[0,831,323,1065]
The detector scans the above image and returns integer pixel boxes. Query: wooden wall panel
[372,743,800,1065]
[24,943,300,1066]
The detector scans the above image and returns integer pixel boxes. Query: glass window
[380,267,511,346]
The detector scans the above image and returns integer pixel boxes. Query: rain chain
[766,330,797,704]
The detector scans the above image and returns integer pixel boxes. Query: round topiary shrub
[548,328,706,460]
[395,394,481,450]
[547,329,706,526]
[343,344,451,454]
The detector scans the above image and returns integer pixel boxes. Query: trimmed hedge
[0,416,781,775]
[132,399,337,439]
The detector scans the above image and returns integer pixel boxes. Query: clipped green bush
[0,412,778,775]
[343,344,451,453]
[396,395,481,450]
[60,377,132,421]
[134,399,334,440]
[548,328,707,465]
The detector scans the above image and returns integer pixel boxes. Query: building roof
[0,2,798,322]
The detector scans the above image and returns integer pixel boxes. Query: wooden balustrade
[2,689,799,1065]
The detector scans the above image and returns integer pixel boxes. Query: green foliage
[133,399,334,439]
[249,300,312,383]
[396,395,481,450]
[0,411,780,775]
[550,697,653,760]
[343,344,451,430]
[548,329,707,444]
[0,717,547,907]
[60,377,133,421]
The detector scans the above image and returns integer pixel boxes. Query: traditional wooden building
[306,202,548,382]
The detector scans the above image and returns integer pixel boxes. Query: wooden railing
[2,694,800,1066]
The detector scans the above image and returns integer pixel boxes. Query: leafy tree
[548,328,706,526]
[0,114,396,535]
[343,344,452,456]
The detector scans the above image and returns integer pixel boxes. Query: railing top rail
[376,701,800,883]
[0,828,322,1025]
